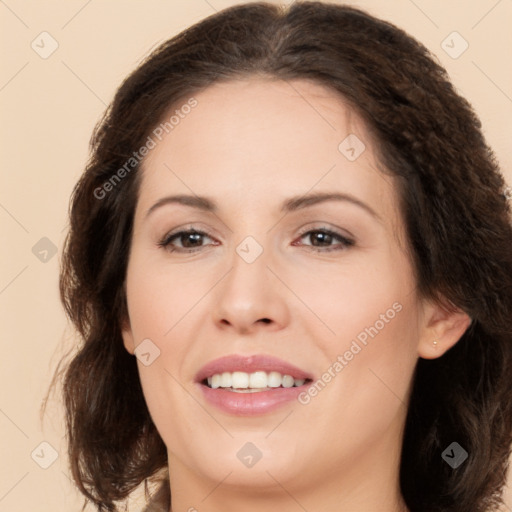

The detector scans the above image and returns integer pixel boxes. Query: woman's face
[121,78,440,501]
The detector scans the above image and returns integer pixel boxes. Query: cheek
[328,263,419,401]
[295,250,419,434]
[125,255,191,340]
[289,249,413,346]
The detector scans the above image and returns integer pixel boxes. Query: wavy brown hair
[52,2,512,511]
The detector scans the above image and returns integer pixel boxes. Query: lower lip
[197,383,307,416]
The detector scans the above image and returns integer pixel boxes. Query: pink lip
[195,354,314,416]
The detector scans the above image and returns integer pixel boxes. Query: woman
[55,2,512,511]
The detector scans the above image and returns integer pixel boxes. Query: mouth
[195,354,314,415]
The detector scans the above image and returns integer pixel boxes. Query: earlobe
[418,299,472,360]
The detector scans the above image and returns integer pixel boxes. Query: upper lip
[195,354,314,383]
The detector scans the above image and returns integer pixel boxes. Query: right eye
[157,229,217,253]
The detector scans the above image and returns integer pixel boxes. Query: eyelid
[296,222,355,242]
[159,222,217,241]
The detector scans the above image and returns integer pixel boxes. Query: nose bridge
[212,230,289,330]
[226,233,271,303]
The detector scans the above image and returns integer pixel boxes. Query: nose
[212,241,291,335]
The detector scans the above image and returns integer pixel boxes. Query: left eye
[158,228,354,253]
[296,228,354,252]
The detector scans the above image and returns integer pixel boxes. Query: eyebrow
[144,191,381,221]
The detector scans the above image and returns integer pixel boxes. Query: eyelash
[157,226,355,254]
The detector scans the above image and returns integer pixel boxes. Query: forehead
[137,77,398,227]
[144,78,361,173]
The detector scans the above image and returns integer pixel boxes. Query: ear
[120,314,136,355]
[417,297,472,360]
[119,280,136,355]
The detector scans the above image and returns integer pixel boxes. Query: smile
[204,370,308,391]
[196,354,314,415]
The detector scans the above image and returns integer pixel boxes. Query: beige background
[1,1,511,511]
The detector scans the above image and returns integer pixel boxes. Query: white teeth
[220,372,232,388]
[249,371,267,388]
[204,370,307,390]
[267,371,282,388]
[211,374,221,389]
[282,374,295,388]
[231,371,249,388]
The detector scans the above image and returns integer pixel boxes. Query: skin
[121,77,471,512]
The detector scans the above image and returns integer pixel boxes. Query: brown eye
[158,229,215,253]
[295,228,354,252]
